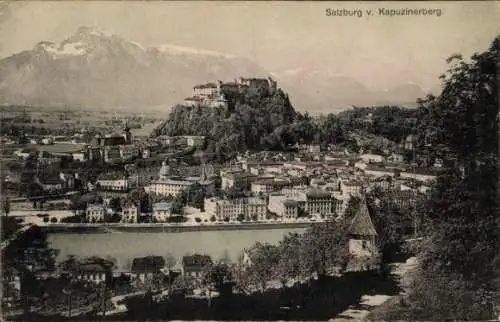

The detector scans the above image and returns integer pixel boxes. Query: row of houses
[243,198,379,269]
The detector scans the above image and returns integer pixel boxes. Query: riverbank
[42,221,318,233]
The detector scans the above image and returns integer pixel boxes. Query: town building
[403,134,415,151]
[340,179,364,197]
[388,152,406,164]
[359,153,386,164]
[152,202,172,222]
[184,77,277,108]
[363,165,396,178]
[86,204,106,223]
[119,145,139,161]
[184,136,206,148]
[400,169,438,182]
[146,178,194,197]
[72,150,88,162]
[14,148,33,160]
[96,172,129,192]
[145,162,214,197]
[182,254,212,278]
[76,258,113,284]
[131,256,166,286]
[120,201,140,223]
[2,267,21,304]
[204,197,267,221]
[35,173,64,193]
[250,178,290,195]
[221,169,257,190]
[268,194,299,220]
[302,188,337,217]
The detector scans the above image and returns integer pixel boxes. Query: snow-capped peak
[37,40,87,57]
[155,44,235,58]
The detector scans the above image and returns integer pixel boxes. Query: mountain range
[0,26,431,113]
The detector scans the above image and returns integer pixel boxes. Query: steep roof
[305,187,331,198]
[182,254,212,270]
[348,198,378,237]
[131,256,165,273]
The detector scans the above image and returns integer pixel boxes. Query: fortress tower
[268,77,277,94]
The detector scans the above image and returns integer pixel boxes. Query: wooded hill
[151,83,420,156]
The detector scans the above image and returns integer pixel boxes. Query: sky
[1,1,498,92]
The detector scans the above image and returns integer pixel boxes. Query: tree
[58,255,79,278]
[3,197,10,216]
[299,220,351,278]
[236,213,245,222]
[164,253,177,270]
[171,199,184,215]
[401,37,500,320]
[366,192,407,263]
[1,216,21,241]
[210,215,216,222]
[273,233,302,287]
[245,242,280,292]
[109,197,122,213]
[202,262,232,292]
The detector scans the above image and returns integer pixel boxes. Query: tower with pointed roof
[123,122,132,144]
[347,198,378,258]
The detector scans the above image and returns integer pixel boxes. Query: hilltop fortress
[183,77,278,108]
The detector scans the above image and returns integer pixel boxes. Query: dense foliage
[398,36,499,320]
[236,219,354,293]
[152,84,419,155]
[152,87,297,153]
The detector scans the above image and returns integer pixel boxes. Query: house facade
[131,256,165,287]
[86,204,106,223]
[152,202,172,222]
[268,194,299,219]
[182,254,212,278]
[120,202,139,223]
[76,259,113,284]
[96,172,129,192]
[204,197,267,221]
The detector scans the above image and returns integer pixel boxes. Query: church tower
[159,161,170,180]
[123,123,132,144]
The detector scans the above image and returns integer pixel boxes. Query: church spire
[159,160,170,180]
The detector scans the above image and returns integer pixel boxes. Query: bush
[237,213,245,222]
[167,215,188,224]
[107,213,122,223]
[210,215,216,222]
[223,217,230,222]
[195,217,202,223]
[60,216,83,223]
[50,217,58,223]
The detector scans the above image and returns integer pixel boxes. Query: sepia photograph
[0,1,498,321]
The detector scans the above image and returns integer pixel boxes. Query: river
[48,228,306,269]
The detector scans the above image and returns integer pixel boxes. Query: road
[1,223,34,251]
[331,257,418,321]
